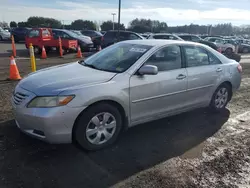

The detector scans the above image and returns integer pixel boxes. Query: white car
[205,37,235,54]
[0,27,11,40]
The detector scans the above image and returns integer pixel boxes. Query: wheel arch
[72,99,129,143]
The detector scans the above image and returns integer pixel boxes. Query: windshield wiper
[79,60,100,70]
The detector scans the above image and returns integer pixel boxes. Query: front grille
[13,92,28,105]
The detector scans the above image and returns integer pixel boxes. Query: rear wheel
[210,83,231,112]
[73,103,123,151]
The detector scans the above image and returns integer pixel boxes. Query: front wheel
[73,103,123,151]
[210,84,231,112]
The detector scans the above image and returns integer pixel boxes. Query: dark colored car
[102,30,144,48]
[11,27,31,42]
[81,30,103,49]
[178,34,218,51]
[147,33,183,40]
[52,29,94,52]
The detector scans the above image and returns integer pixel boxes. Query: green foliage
[17,22,28,27]
[71,19,96,30]
[128,18,168,33]
[10,21,17,28]
[100,20,125,31]
[26,16,62,28]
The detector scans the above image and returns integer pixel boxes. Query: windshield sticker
[129,48,147,53]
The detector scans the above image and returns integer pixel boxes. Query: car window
[42,29,50,37]
[52,30,60,38]
[128,33,140,40]
[180,35,191,41]
[215,39,224,44]
[82,43,152,73]
[144,45,182,71]
[184,46,209,67]
[191,36,200,42]
[208,51,221,65]
[28,30,39,38]
[104,31,115,38]
[61,32,71,39]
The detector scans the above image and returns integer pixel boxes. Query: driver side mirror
[138,65,158,75]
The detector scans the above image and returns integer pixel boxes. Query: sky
[1,0,250,26]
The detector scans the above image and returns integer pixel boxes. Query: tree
[100,20,125,31]
[128,18,167,33]
[10,21,17,28]
[17,22,28,27]
[26,16,62,28]
[71,19,96,30]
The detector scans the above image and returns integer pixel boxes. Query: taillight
[101,36,104,41]
[237,64,242,73]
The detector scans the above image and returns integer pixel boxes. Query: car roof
[150,33,174,35]
[122,39,205,47]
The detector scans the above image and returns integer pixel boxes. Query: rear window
[42,29,50,37]
[28,30,39,37]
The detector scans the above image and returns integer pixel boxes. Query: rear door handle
[216,68,222,72]
[176,74,186,80]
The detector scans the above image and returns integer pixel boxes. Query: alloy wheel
[86,112,117,145]
[215,87,228,109]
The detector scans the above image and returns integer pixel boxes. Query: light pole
[117,0,121,41]
[111,13,116,30]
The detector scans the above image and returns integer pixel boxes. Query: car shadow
[0,108,230,188]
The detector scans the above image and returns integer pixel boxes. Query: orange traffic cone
[76,46,82,58]
[41,46,47,59]
[9,56,21,80]
[98,45,102,51]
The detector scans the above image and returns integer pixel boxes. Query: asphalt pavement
[0,42,250,187]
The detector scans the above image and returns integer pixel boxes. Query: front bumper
[12,86,85,144]
[1,35,10,40]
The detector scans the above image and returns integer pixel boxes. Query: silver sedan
[12,40,242,150]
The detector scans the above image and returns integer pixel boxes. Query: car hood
[19,62,117,95]
[76,36,93,44]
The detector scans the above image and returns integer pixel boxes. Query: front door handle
[176,74,186,80]
[216,68,222,72]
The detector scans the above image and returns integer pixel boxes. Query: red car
[25,28,78,54]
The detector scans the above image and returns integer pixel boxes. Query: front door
[129,45,188,124]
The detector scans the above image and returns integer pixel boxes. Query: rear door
[182,45,223,106]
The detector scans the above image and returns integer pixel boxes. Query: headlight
[27,95,75,108]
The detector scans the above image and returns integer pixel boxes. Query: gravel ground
[0,51,250,188]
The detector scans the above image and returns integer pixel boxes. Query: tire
[73,103,123,151]
[225,48,233,55]
[0,35,3,41]
[209,83,231,112]
[242,47,249,54]
[33,46,41,55]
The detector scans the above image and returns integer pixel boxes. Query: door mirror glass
[138,65,158,75]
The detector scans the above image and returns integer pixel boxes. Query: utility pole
[111,13,116,30]
[117,0,121,41]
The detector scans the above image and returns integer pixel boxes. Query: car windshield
[65,30,79,38]
[81,43,152,73]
